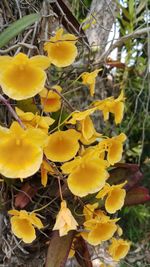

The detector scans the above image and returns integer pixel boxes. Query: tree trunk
[86,0,118,57]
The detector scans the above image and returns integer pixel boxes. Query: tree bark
[86,0,118,57]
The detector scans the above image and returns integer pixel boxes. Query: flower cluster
[0,27,130,264]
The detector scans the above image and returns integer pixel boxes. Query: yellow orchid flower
[98,133,126,165]
[81,69,101,96]
[41,159,55,187]
[108,238,131,261]
[61,152,109,197]
[44,28,78,67]
[82,211,118,246]
[93,91,125,124]
[39,85,62,112]
[15,107,54,133]
[96,182,126,213]
[8,209,43,243]
[53,200,78,236]
[0,53,50,100]
[0,122,47,178]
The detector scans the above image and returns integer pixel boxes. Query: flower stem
[45,85,74,112]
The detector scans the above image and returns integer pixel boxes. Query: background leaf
[74,236,93,267]
[125,186,150,206]
[0,13,41,48]
[45,231,75,267]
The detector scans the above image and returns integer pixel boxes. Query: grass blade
[0,13,41,49]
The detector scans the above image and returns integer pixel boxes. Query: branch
[97,27,150,63]
[0,94,25,129]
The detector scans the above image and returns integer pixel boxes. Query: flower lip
[44,129,81,162]
[65,156,109,197]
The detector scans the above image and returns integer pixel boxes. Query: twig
[0,42,38,54]
[0,94,25,129]
[97,27,150,63]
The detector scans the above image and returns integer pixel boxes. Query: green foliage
[70,0,92,21]
[119,204,150,243]
[115,0,149,164]
[117,0,147,35]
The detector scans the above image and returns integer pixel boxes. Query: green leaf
[17,98,38,114]
[45,231,75,267]
[0,13,41,48]
[129,0,135,16]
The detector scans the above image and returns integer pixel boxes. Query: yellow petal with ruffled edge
[29,213,44,229]
[105,187,126,214]
[29,55,51,69]
[0,56,12,72]
[61,157,82,174]
[96,183,111,199]
[67,108,96,125]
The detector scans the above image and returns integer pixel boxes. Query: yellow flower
[79,115,101,144]
[8,209,43,243]
[98,133,126,165]
[83,203,99,221]
[0,53,50,100]
[53,200,78,236]
[93,91,125,124]
[100,263,114,267]
[108,238,131,261]
[81,69,100,96]
[99,263,114,267]
[61,152,109,197]
[44,28,78,67]
[39,85,62,112]
[44,129,80,162]
[83,212,118,246]
[67,108,100,144]
[16,107,54,133]
[41,159,55,187]
[117,226,123,236]
[0,122,47,178]
[96,182,126,213]
[68,247,75,259]
[67,108,96,125]
[68,238,77,259]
